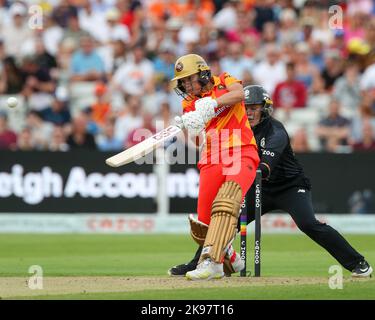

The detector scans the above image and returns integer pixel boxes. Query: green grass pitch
[0,233,374,299]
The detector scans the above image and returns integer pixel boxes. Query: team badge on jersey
[260,137,265,148]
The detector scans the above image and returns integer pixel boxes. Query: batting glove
[195,97,218,123]
[175,111,205,136]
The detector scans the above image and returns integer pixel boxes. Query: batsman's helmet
[244,85,273,122]
[171,54,212,99]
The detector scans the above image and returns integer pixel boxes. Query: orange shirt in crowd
[92,103,111,125]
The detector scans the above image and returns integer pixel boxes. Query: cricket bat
[105,125,182,167]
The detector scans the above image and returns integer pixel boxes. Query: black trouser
[243,186,364,271]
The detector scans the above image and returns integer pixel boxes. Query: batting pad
[189,214,208,246]
[201,181,242,263]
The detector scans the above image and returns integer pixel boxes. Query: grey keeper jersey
[252,117,311,194]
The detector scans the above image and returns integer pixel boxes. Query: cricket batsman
[169,85,373,278]
[170,54,260,280]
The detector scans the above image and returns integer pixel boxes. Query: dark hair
[286,61,295,70]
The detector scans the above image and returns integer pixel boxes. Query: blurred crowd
[0,0,374,153]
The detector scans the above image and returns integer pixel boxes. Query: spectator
[148,0,184,24]
[112,44,154,96]
[52,0,78,28]
[114,94,143,144]
[42,14,64,56]
[2,2,32,58]
[360,60,375,92]
[102,8,131,45]
[196,26,217,59]
[330,30,347,58]
[90,0,114,14]
[25,111,54,149]
[118,0,143,38]
[213,30,230,60]
[213,0,238,31]
[153,42,176,85]
[294,42,319,89]
[62,14,89,49]
[78,0,107,43]
[253,44,286,96]
[70,35,106,82]
[261,21,278,44]
[82,107,100,136]
[321,49,344,91]
[17,127,36,151]
[0,56,24,94]
[0,111,17,150]
[254,0,277,32]
[178,11,201,45]
[40,87,71,126]
[20,55,56,110]
[315,99,351,152]
[273,62,308,109]
[364,17,375,68]
[67,113,97,150]
[164,17,186,57]
[291,127,311,153]
[344,11,367,45]
[111,39,127,73]
[34,38,58,75]
[278,8,300,45]
[309,40,325,72]
[89,82,111,127]
[346,38,371,71]
[126,112,156,148]
[225,9,260,45]
[220,42,254,80]
[96,118,123,152]
[307,74,331,114]
[351,92,375,142]
[0,37,6,62]
[185,0,214,26]
[146,19,167,56]
[55,37,77,84]
[48,125,69,152]
[154,101,174,128]
[143,76,182,117]
[333,61,361,114]
[349,189,375,214]
[352,120,375,151]
[298,16,315,43]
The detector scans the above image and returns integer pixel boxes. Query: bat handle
[174,116,185,129]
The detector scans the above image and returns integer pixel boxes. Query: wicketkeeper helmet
[243,85,273,122]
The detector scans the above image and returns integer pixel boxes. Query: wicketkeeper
[169,85,373,278]
[171,54,260,280]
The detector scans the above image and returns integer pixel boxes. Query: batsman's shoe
[186,258,224,281]
[168,261,197,277]
[168,246,202,276]
[352,260,373,278]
